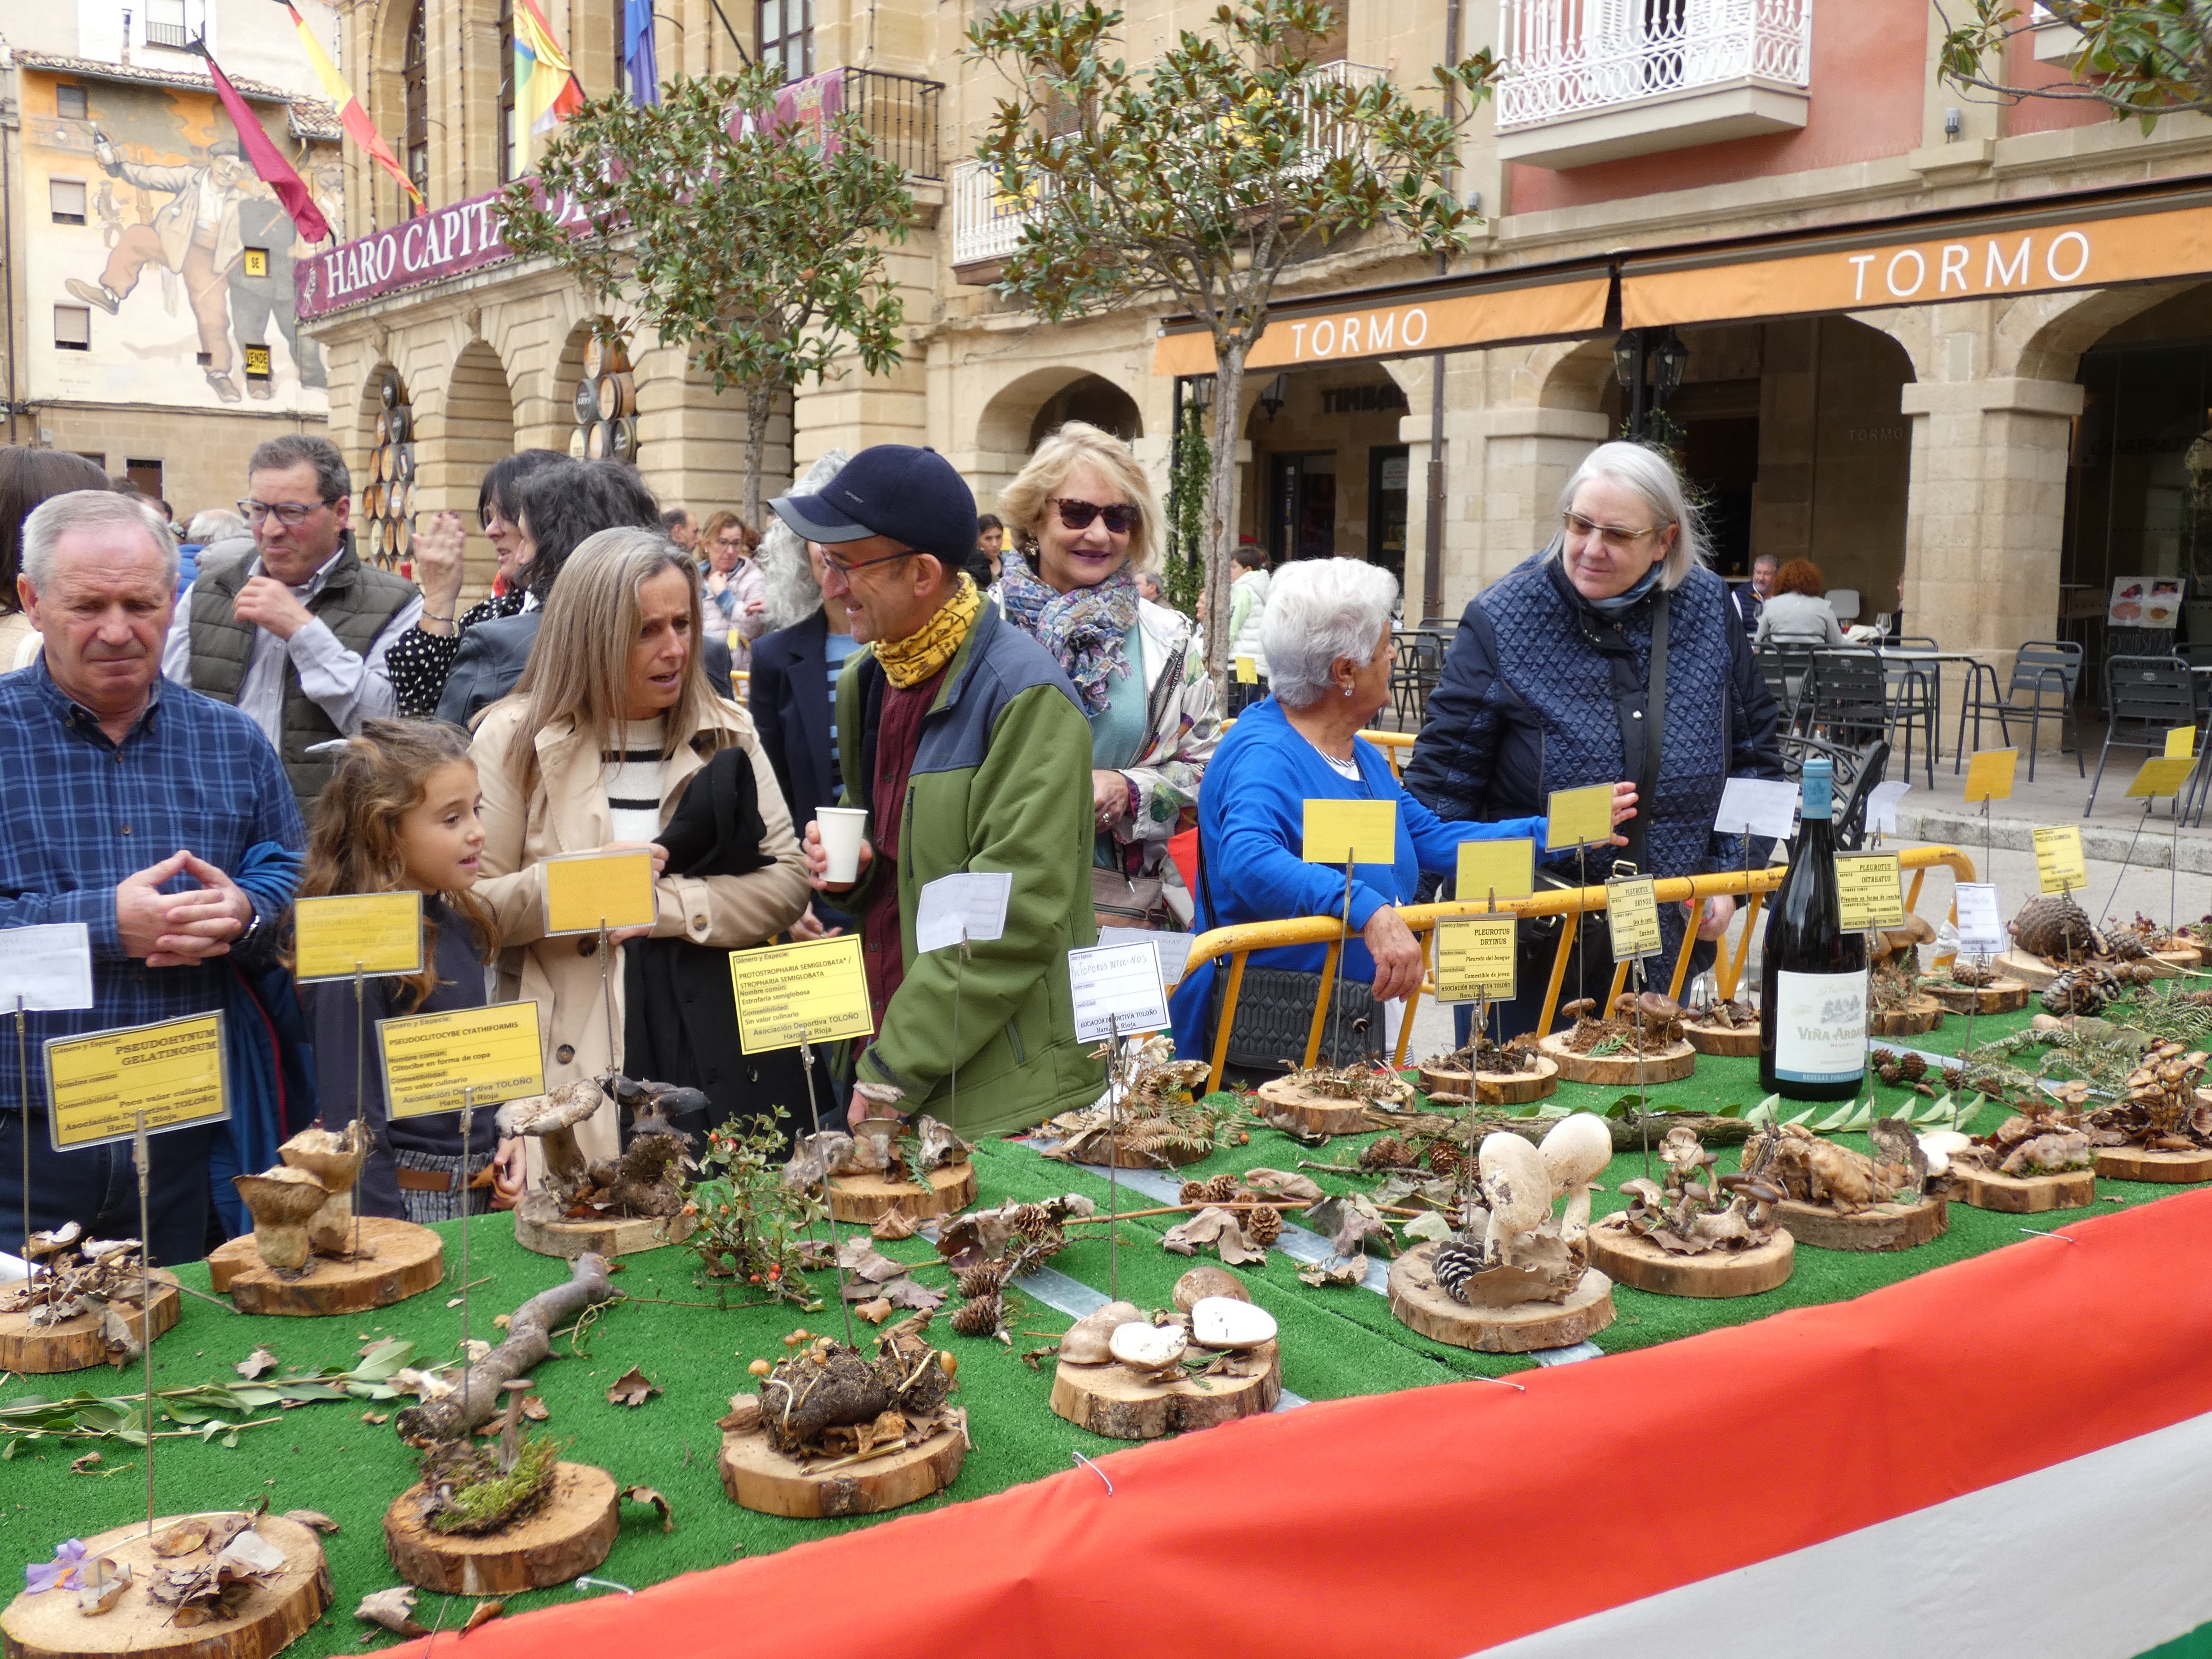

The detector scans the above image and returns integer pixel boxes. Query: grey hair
[756,448,849,631]
[185,507,247,544]
[1551,441,1706,590]
[248,433,350,503]
[1260,558,1400,710]
[22,488,178,590]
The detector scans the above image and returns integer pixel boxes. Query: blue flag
[624,0,660,105]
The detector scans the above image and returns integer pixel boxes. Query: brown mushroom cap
[496,1076,606,1139]
[1636,991,1684,1022]
[1561,998,1597,1020]
[233,1166,330,1223]
[277,1122,367,1194]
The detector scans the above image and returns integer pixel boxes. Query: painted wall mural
[22,70,340,415]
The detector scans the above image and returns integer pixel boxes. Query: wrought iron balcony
[839,67,942,180]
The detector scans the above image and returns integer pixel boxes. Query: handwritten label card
[1954,882,2006,957]
[294,892,423,983]
[1302,799,1397,866]
[377,1002,545,1120]
[1433,917,1518,1003]
[45,1012,228,1151]
[0,923,94,1013]
[2128,756,2197,799]
[730,936,875,1054]
[1963,749,2019,805]
[543,849,658,936]
[1606,876,1663,961]
[2031,825,2088,895]
[1456,838,1534,909]
[1545,783,1617,851]
[915,872,1012,955]
[1835,853,1907,930]
[1068,940,1171,1044]
[1713,777,1800,839]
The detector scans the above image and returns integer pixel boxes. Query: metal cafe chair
[1756,642,1818,736]
[1781,733,1891,852]
[1959,640,2084,782]
[1799,648,1891,750]
[1876,649,1937,789]
[2086,655,2201,820]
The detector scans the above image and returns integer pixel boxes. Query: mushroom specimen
[1188,1298,1276,1351]
[1476,1132,1551,1265]
[1057,1301,1144,1365]
[1108,1322,1189,1372]
[231,1167,332,1275]
[277,1121,369,1256]
[495,1078,608,1202]
[1537,1113,1612,1241]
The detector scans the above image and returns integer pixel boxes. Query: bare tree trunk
[742,383,775,533]
[1201,339,1248,683]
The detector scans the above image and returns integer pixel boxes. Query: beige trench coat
[471,696,811,1169]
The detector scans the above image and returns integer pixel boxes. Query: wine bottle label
[1771,969,1868,1083]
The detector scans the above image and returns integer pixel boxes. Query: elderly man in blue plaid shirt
[1,490,303,1264]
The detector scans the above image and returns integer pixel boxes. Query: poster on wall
[2108,577,2184,628]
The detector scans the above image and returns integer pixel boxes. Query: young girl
[299,720,525,1221]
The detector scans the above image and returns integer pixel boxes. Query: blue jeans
[0,1111,217,1267]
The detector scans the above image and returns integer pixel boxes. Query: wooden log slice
[1773,1194,1948,1252]
[1925,976,2030,1015]
[383,1462,618,1595]
[1419,1057,1560,1105]
[1992,951,2061,990]
[0,1272,179,1374]
[1073,1138,1217,1171]
[1386,1243,1614,1354]
[1048,1340,1281,1440]
[825,1161,977,1224]
[718,1424,966,1518]
[2153,946,2201,970]
[1253,1075,1409,1137]
[1868,994,1946,1037]
[2093,1145,2212,1183]
[511,1192,699,1260]
[1584,1217,1795,1298]
[1,1511,330,1659]
[1536,1033,1697,1088]
[205,1217,442,1315]
[1415,1063,1473,1101]
[1682,1020,1760,1058]
[1940,1165,2096,1214]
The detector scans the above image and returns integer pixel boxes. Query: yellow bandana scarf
[873,572,982,689]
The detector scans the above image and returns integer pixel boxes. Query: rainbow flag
[286,4,423,209]
[514,0,586,138]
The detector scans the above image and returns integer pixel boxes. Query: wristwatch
[236,895,264,945]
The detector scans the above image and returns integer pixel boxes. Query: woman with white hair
[997,421,1218,928]
[1403,441,1784,1038]
[1167,558,1628,1065]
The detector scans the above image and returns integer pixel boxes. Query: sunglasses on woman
[1052,497,1140,535]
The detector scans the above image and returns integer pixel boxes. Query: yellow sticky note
[1962,749,2018,805]
[731,935,876,1054]
[294,891,424,983]
[2168,726,2197,759]
[1457,838,1535,908]
[2031,825,2089,895]
[543,849,658,936]
[1302,799,1397,865]
[1606,875,1663,960]
[44,1012,229,1151]
[1545,783,1617,851]
[2128,756,2198,798]
[1433,916,1518,1003]
[1235,655,1258,685]
[377,1002,546,1120]
[1835,853,1906,930]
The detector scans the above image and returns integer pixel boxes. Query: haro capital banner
[295,182,589,320]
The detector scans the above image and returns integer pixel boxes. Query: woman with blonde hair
[699,508,769,667]
[472,526,813,1165]
[996,421,1218,928]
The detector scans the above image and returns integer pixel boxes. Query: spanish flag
[514,0,586,138]
[286,4,423,210]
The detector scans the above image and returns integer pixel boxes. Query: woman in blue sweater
[1170,558,1631,1061]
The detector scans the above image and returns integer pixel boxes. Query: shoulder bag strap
[1621,593,1668,875]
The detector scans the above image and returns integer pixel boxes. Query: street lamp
[1258,374,1289,421]
[1651,331,1688,400]
[1611,328,1689,442]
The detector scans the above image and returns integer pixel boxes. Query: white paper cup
[816,807,869,883]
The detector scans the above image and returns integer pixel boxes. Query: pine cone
[949,1296,1001,1338]
[1877,1060,1903,1086]
[1202,1173,1238,1204]
[1179,1180,1209,1204]
[2012,893,2099,962]
[1359,1137,1411,1171]
[1009,1203,1055,1240]
[1943,1064,1967,1092]
[1901,1052,1928,1082]
[1869,1046,1898,1071]
[1431,1241,1481,1306]
[956,1260,1007,1300]
[2042,968,2114,1017]
[1425,1141,1465,1181]
[1244,1204,1281,1247]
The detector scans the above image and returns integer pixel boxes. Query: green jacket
[836,602,1105,1137]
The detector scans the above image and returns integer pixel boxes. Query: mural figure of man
[66,133,252,403]
[228,195,327,398]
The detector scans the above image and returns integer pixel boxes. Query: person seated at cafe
[1753,558,1845,647]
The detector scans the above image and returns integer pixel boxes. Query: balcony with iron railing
[950,60,1386,276]
[1494,0,1812,171]
[838,67,942,180]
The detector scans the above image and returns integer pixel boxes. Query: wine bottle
[1759,757,1868,1101]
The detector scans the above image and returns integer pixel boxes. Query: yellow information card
[294,891,423,983]
[1962,748,2019,805]
[46,1012,228,1152]
[1302,799,1397,866]
[544,849,658,936]
[1457,838,1535,908]
[2032,825,2089,895]
[731,935,875,1054]
[1433,917,1518,1003]
[1235,656,1259,685]
[377,1002,545,1120]
[1835,852,1906,930]
[2167,726,2197,760]
[2128,756,2198,799]
[1545,783,1617,851]
[1607,876,1663,961]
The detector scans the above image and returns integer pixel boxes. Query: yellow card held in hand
[2032,825,2089,895]
[1303,799,1397,865]
[1835,853,1906,930]
[543,849,658,935]
[2128,756,2198,798]
[731,935,875,1053]
[2167,726,2197,759]
[378,1002,545,1120]
[1235,655,1259,685]
[1457,838,1535,908]
[45,1012,229,1152]
[1962,748,2018,804]
[1434,917,1518,1003]
[294,891,423,983]
[1607,876,1663,960]
[1545,783,1616,851]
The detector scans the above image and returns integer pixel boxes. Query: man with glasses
[162,434,418,810]
[773,445,1106,1138]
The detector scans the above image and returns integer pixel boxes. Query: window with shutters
[758,0,813,84]
[50,178,87,224]
[55,306,92,351]
[56,85,89,120]
[404,1,430,206]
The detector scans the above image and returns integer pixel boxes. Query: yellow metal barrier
[1186,845,1978,1095]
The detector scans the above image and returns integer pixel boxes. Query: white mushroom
[232,1167,331,1274]
[1917,1129,1973,1176]
[496,1078,606,1187]
[1538,1113,1613,1242]
[279,1121,368,1255]
[1189,1297,1277,1350]
[1477,1132,1553,1266]
[1108,1322,1188,1373]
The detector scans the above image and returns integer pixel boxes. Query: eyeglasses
[820,547,921,579]
[1562,510,1663,552]
[239,498,330,528]
[1052,498,1139,535]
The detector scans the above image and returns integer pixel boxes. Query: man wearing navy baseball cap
[773,445,1105,1135]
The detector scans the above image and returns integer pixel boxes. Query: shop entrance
[1269,450,1337,562]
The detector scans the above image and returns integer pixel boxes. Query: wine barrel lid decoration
[573,324,636,466]
[1584,1125,1795,1295]
[362,366,415,571]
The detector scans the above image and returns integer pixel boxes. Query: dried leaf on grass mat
[521,1395,550,1422]
[69,1451,102,1474]
[1160,1204,1267,1266]
[1298,1252,1371,1288]
[1306,1194,1399,1258]
[854,1297,894,1324]
[282,1509,341,1534]
[1370,1172,1458,1212]
[1238,1168,1323,1203]
[870,1209,919,1241]
[234,1346,279,1380]
[622,1485,675,1532]
[1402,1211,1455,1243]
[606,1366,661,1408]
[835,1238,911,1284]
[462,1600,506,1634]
[357,1587,428,1638]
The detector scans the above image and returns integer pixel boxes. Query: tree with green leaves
[1938,2,2212,127]
[498,69,915,530]
[965,0,1496,675]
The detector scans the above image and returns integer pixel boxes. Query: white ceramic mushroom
[1538,1112,1613,1242]
[1477,1132,1553,1265]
